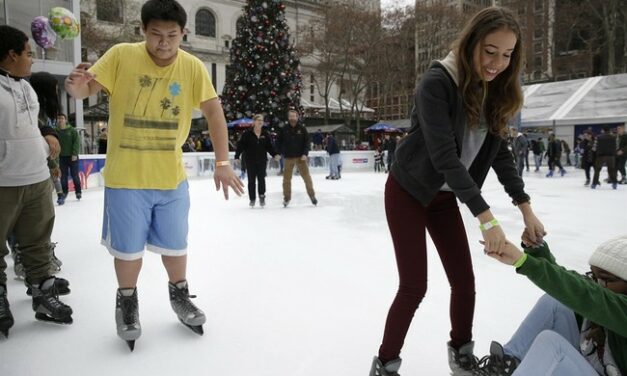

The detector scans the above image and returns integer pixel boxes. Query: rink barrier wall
[72,151,377,191]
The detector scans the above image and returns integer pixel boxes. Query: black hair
[602,126,610,132]
[0,25,29,61]
[57,113,67,119]
[29,72,61,121]
[141,0,187,30]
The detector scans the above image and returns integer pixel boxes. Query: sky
[1,167,625,375]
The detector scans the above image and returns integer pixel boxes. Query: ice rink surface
[1,167,625,376]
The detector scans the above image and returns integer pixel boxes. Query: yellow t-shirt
[89,42,217,189]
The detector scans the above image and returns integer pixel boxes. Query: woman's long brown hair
[453,7,523,138]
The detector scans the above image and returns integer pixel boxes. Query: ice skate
[169,280,205,335]
[473,341,519,376]
[448,341,478,375]
[259,195,266,207]
[0,285,14,338]
[116,287,141,351]
[369,356,401,376]
[31,277,73,325]
[26,277,70,296]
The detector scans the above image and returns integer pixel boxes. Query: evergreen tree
[221,0,303,129]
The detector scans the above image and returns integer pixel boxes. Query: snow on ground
[1,167,625,376]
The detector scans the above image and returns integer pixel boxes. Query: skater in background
[530,137,544,172]
[65,0,244,350]
[1,25,74,337]
[234,114,279,207]
[55,113,82,202]
[474,232,626,376]
[579,131,595,186]
[616,124,627,184]
[325,132,341,180]
[545,134,566,177]
[277,109,317,207]
[374,148,384,173]
[590,126,617,189]
[369,7,545,376]
[511,127,528,177]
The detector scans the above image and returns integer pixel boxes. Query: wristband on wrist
[479,218,499,231]
[513,253,528,268]
[216,160,230,167]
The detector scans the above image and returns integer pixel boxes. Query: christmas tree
[221,0,303,130]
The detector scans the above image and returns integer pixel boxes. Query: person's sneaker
[310,196,318,206]
[474,341,520,376]
[369,356,402,376]
[448,341,478,375]
[259,195,266,207]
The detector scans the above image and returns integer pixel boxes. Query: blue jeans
[329,153,340,177]
[503,294,598,376]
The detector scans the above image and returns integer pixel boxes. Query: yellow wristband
[216,160,230,167]
[479,219,499,232]
[513,253,528,268]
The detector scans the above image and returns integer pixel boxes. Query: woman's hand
[522,212,546,247]
[481,239,524,266]
[481,224,507,254]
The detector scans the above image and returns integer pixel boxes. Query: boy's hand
[66,63,95,86]
[44,135,60,158]
[213,165,244,200]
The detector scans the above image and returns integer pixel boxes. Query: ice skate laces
[119,295,138,325]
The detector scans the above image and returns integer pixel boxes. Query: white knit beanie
[589,235,627,281]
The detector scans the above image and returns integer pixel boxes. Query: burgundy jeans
[378,175,476,362]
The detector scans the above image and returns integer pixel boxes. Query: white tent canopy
[522,73,627,127]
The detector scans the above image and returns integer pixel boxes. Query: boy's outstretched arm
[201,98,245,199]
[64,62,103,99]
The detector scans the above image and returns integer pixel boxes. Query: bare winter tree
[584,0,626,74]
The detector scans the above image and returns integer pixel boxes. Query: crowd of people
[1,2,625,376]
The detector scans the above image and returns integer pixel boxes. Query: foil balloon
[31,16,57,49]
[48,7,80,40]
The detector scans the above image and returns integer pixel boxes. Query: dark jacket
[325,135,340,155]
[391,62,529,217]
[580,138,594,163]
[517,242,627,375]
[235,128,277,163]
[383,137,397,154]
[56,126,80,157]
[595,133,617,157]
[277,123,309,158]
[619,134,627,155]
[531,139,544,155]
[546,139,562,159]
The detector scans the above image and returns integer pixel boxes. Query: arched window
[195,9,216,38]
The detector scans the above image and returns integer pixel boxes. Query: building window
[195,9,216,38]
[534,41,542,54]
[534,0,543,11]
[534,56,542,68]
[224,40,230,48]
[97,0,123,23]
[534,27,543,40]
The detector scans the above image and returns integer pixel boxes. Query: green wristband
[479,219,499,231]
[513,253,528,268]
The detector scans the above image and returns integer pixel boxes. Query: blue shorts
[101,181,190,260]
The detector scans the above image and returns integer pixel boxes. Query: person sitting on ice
[474,232,627,376]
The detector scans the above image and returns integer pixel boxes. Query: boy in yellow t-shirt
[64,0,244,351]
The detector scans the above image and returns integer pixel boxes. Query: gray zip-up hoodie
[0,73,50,187]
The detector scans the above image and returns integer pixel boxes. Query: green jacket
[517,243,627,374]
[56,126,80,157]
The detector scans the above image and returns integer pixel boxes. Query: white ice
[1,167,625,376]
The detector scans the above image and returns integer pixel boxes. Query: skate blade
[126,340,135,352]
[179,318,203,335]
[35,312,73,325]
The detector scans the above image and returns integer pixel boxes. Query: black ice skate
[259,195,266,207]
[474,341,520,376]
[31,277,73,325]
[0,285,14,338]
[169,280,205,335]
[26,277,70,296]
[369,356,402,376]
[116,287,141,351]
